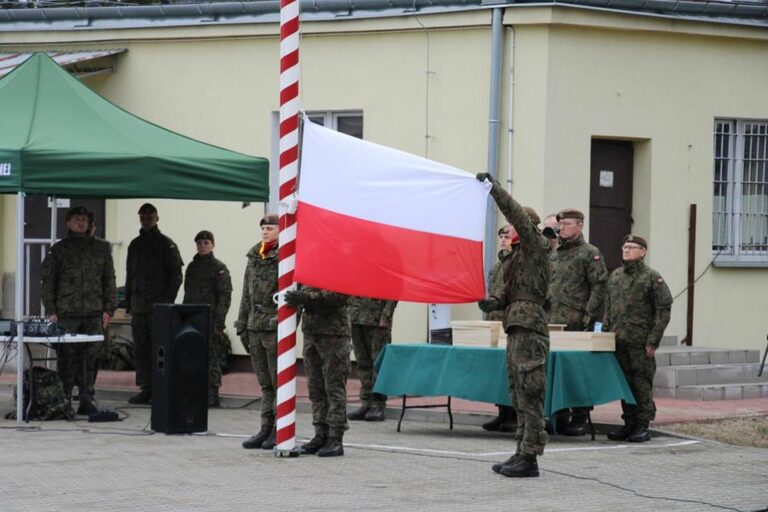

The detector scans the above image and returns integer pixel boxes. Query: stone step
[655,346,760,367]
[654,363,768,388]
[654,382,768,401]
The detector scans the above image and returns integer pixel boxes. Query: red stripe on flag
[294,202,486,303]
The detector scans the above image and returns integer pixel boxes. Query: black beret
[65,206,90,221]
[556,208,585,222]
[623,234,648,249]
[138,203,158,215]
[194,230,215,243]
[260,214,279,226]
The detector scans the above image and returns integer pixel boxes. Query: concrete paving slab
[0,392,766,512]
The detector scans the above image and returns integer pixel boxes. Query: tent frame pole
[15,192,26,424]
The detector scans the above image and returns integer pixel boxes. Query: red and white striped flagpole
[275,0,300,455]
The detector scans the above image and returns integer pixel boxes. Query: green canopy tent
[0,53,270,422]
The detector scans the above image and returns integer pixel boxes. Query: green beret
[623,234,648,249]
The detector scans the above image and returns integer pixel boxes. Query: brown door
[589,140,633,271]
[23,195,106,316]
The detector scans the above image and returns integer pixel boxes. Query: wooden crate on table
[550,331,615,352]
[450,320,503,347]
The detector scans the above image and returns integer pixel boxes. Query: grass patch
[663,415,768,448]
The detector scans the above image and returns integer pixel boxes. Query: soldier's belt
[253,305,277,314]
[509,291,546,306]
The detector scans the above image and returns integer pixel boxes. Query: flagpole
[275,0,301,456]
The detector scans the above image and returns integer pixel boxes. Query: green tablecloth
[373,343,635,417]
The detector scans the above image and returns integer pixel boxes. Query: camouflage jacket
[348,296,398,327]
[235,242,279,332]
[125,225,183,315]
[296,286,350,337]
[183,253,233,329]
[604,259,673,348]
[486,249,511,323]
[487,180,551,336]
[548,234,607,329]
[41,231,116,317]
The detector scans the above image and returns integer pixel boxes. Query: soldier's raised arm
[477,174,539,251]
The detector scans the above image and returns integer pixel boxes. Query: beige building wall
[1,6,767,354]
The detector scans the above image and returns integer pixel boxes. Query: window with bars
[713,119,768,263]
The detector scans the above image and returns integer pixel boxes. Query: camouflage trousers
[615,343,657,427]
[208,328,225,393]
[56,316,103,399]
[131,312,153,392]
[303,334,350,438]
[506,327,549,457]
[246,330,277,428]
[350,324,391,407]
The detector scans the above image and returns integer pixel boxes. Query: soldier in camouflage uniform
[239,214,280,450]
[481,224,518,432]
[477,173,550,478]
[605,235,672,443]
[182,230,233,408]
[347,296,397,422]
[286,286,350,458]
[547,208,608,436]
[41,206,116,415]
[125,203,184,404]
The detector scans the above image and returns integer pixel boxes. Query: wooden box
[450,320,503,347]
[550,331,615,352]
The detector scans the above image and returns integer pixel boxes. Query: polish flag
[293,121,490,303]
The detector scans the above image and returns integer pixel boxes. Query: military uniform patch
[594,255,601,261]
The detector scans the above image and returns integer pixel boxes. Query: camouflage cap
[623,234,648,249]
[137,203,158,215]
[556,208,585,222]
[260,214,279,226]
[65,206,91,221]
[523,207,541,226]
[194,230,215,243]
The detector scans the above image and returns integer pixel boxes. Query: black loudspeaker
[151,304,210,434]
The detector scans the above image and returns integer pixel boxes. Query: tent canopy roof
[0,53,269,202]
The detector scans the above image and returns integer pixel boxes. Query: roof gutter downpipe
[484,6,504,292]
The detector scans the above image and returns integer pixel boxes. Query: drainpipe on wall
[484,6,504,289]
[506,25,515,194]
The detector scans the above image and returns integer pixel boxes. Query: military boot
[498,407,518,433]
[261,427,277,450]
[128,389,151,405]
[242,425,272,449]
[607,422,635,441]
[77,397,97,416]
[347,406,370,421]
[482,405,511,432]
[317,437,344,457]
[627,425,652,443]
[299,434,328,455]
[492,453,521,474]
[564,413,588,437]
[499,454,539,478]
[364,405,386,422]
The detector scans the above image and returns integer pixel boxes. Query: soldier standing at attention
[239,214,280,450]
[481,224,517,432]
[477,173,550,478]
[605,235,672,443]
[41,206,116,415]
[182,230,232,408]
[347,296,397,422]
[547,209,607,436]
[126,203,184,405]
[285,286,350,457]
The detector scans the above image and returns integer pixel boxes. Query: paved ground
[1,391,766,512]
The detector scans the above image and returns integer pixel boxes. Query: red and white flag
[293,121,491,303]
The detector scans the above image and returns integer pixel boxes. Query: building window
[713,119,768,264]
[269,110,363,210]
